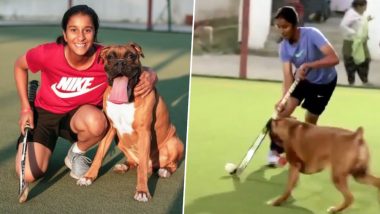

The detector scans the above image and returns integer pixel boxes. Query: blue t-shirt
[279,27,337,84]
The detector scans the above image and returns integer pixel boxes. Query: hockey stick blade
[231,126,268,176]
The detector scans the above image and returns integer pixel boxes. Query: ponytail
[56,35,66,45]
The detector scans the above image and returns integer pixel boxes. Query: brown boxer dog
[266,117,380,213]
[77,43,184,202]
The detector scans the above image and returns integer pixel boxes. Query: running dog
[266,117,380,213]
[77,43,184,202]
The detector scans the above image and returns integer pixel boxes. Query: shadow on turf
[27,139,161,201]
[26,140,124,201]
[185,166,313,214]
[0,141,18,164]
[156,75,189,143]
[153,49,190,72]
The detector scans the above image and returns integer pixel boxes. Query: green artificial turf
[184,76,380,214]
[0,26,191,213]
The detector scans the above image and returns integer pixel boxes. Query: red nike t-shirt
[26,42,108,114]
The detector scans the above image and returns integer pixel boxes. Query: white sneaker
[267,150,287,167]
[268,151,279,166]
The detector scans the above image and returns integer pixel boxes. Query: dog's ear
[128,42,144,58]
[98,46,111,64]
[267,118,284,145]
[266,118,273,132]
[355,126,364,142]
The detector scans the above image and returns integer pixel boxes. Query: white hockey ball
[224,162,237,174]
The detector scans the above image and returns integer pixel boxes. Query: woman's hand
[19,109,33,135]
[134,67,158,98]
[295,63,310,80]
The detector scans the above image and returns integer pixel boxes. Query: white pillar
[239,0,272,49]
[367,0,380,60]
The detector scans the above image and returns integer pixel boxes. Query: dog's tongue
[109,76,129,104]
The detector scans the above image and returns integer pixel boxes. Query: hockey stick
[18,124,31,203]
[18,80,39,203]
[227,78,300,176]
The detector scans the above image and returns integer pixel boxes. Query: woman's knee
[85,114,108,137]
[71,105,108,137]
[305,111,319,125]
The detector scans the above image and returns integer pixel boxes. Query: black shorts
[291,77,337,115]
[17,107,79,152]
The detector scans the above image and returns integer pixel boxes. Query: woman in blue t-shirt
[268,6,340,166]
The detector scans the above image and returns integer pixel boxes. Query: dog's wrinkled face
[100,42,144,86]
[267,116,300,147]
[267,117,298,146]
[100,42,144,104]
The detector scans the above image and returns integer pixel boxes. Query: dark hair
[352,0,367,7]
[56,4,99,45]
[274,6,299,26]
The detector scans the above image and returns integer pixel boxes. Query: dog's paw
[266,200,274,206]
[76,177,93,186]
[266,198,282,206]
[134,191,151,202]
[327,206,337,213]
[158,168,171,178]
[113,163,129,174]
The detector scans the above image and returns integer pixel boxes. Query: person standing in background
[340,0,373,86]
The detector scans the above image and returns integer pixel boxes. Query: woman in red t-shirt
[14,5,157,186]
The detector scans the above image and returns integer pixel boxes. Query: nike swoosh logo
[51,83,104,98]
[295,50,304,58]
[317,95,324,98]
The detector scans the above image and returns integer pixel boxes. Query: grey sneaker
[64,144,92,179]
